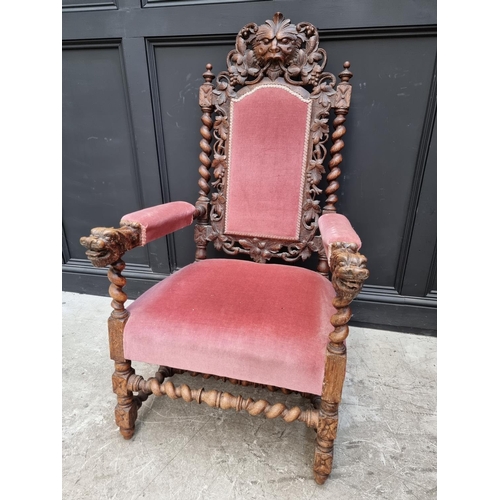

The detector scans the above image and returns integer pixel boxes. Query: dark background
[62,0,437,334]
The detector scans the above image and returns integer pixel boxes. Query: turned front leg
[106,259,138,439]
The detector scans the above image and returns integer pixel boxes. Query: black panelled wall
[62,0,437,334]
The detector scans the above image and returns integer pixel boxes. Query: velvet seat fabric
[124,259,337,395]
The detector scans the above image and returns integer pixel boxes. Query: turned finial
[203,63,214,83]
[339,61,353,83]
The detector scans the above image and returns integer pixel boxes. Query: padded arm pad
[121,201,196,246]
[318,213,362,260]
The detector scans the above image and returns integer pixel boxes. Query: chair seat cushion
[124,259,336,395]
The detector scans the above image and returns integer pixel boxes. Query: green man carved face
[253,13,299,65]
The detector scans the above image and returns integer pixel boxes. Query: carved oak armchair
[80,13,368,484]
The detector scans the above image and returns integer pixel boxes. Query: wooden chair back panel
[194,12,353,265]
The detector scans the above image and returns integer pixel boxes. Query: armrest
[318,213,369,303]
[80,201,196,267]
[318,213,362,258]
[121,201,196,246]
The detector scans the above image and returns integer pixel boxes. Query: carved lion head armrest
[80,224,142,268]
[329,242,369,304]
[80,201,198,268]
[318,213,369,303]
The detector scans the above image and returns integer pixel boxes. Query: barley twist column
[324,62,353,214]
[195,64,215,260]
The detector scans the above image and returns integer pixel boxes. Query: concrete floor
[62,291,436,500]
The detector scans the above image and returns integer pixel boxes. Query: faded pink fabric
[318,214,362,260]
[225,86,311,240]
[121,201,196,246]
[124,259,336,395]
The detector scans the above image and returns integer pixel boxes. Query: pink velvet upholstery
[124,259,336,395]
[225,85,311,240]
[121,201,196,246]
[318,214,362,261]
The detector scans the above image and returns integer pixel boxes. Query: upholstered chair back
[224,83,312,242]
[194,13,353,267]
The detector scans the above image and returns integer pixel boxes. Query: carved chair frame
[80,13,369,485]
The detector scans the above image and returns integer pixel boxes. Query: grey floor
[62,291,436,500]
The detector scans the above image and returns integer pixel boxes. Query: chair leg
[112,360,138,440]
[314,344,346,484]
[313,402,338,484]
[314,439,334,484]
